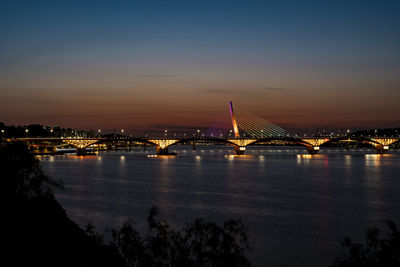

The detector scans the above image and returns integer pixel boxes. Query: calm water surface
[41,146,400,267]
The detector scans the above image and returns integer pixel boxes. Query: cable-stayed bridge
[9,101,400,155]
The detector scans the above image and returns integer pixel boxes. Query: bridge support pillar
[375,145,389,154]
[307,146,320,154]
[156,146,176,155]
[76,147,87,156]
[192,140,196,150]
[234,146,246,155]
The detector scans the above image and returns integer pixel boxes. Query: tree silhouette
[2,142,124,267]
[1,142,63,199]
[332,220,400,267]
[110,207,252,267]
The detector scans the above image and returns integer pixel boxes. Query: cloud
[138,74,177,78]
[202,89,227,94]
[263,86,286,91]
[201,87,287,95]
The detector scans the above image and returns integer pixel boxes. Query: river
[40,146,400,267]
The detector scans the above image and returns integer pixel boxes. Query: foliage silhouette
[1,142,63,199]
[331,220,400,267]
[109,206,252,267]
[2,142,124,267]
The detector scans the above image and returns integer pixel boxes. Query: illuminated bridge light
[63,139,100,148]
[371,138,398,146]
[227,139,257,147]
[148,139,179,149]
[301,138,330,147]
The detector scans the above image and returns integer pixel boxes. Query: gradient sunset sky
[1,0,399,131]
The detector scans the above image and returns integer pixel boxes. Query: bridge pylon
[147,139,179,155]
[234,146,246,155]
[368,138,398,153]
[306,146,320,154]
[300,138,330,154]
[227,139,257,155]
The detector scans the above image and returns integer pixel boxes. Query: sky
[1,0,399,132]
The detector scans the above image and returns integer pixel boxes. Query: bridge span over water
[13,135,400,156]
[9,101,400,155]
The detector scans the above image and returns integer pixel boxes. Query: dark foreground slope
[2,142,124,267]
[1,143,252,267]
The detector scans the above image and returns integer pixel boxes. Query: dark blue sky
[1,0,399,129]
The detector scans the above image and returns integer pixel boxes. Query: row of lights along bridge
[1,128,400,139]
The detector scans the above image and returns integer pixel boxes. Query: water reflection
[39,147,400,267]
[225,155,236,161]
[364,154,392,167]
[296,154,329,166]
[344,155,351,166]
[119,155,126,166]
[364,154,385,221]
[296,154,312,164]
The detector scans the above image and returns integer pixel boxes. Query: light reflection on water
[365,154,382,167]
[40,146,400,267]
